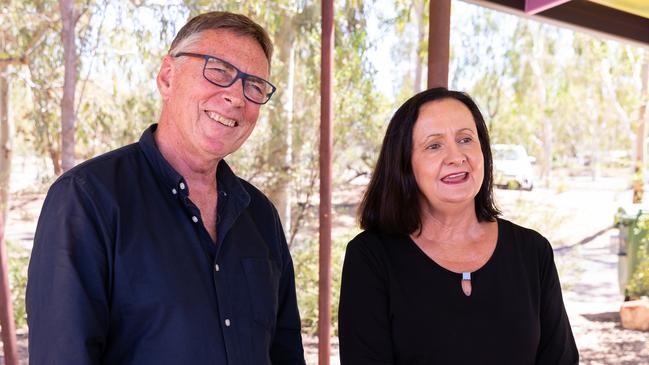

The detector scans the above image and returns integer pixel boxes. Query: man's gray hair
[169,11,273,63]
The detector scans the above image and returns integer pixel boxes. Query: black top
[338,219,578,365]
[26,125,306,365]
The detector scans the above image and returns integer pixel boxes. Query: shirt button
[171,188,177,195]
[191,216,198,223]
[224,319,231,327]
[214,264,220,272]
[179,182,186,190]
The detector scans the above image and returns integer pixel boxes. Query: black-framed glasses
[174,52,276,105]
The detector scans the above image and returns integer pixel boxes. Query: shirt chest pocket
[242,258,280,332]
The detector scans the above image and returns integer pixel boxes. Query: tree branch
[0,57,28,67]
[1,12,56,68]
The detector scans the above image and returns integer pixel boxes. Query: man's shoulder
[237,177,275,212]
[59,143,141,179]
[50,142,143,195]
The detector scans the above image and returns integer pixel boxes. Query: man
[26,11,305,364]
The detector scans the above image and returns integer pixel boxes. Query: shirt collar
[139,123,250,206]
[139,124,184,193]
[216,156,250,208]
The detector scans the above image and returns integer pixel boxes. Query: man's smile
[206,110,238,127]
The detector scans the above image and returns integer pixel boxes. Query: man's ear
[157,55,175,100]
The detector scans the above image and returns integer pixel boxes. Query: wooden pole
[319,0,334,363]
[633,60,649,203]
[0,65,18,365]
[427,0,451,88]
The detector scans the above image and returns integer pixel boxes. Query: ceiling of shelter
[463,0,649,47]
[589,0,649,19]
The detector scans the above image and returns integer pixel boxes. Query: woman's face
[410,98,484,214]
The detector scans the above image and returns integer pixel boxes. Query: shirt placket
[175,179,239,364]
[211,189,240,364]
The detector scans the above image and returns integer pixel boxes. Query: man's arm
[269,213,306,365]
[27,176,111,365]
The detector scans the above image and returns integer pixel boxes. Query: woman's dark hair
[359,87,500,235]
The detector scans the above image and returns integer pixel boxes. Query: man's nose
[222,79,245,107]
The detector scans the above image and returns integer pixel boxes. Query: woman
[338,88,578,364]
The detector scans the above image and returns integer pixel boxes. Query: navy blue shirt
[26,125,306,365]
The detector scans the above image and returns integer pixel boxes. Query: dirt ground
[3,158,649,364]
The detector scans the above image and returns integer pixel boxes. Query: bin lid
[616,203,649,222]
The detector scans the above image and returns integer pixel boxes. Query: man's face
[157,29,270,162]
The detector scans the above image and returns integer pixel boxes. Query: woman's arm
[536,239,579,365]
[338,235,394,365]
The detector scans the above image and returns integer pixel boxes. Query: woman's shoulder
[350,229,409,244]
[346,230,408,257]
[497,218,552,255]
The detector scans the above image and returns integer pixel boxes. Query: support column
[319,0,334,364]
[427,0,451,88]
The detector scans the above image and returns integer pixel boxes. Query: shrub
[627,230,649,299]
[6,240,30,329]
[292,229,358,336]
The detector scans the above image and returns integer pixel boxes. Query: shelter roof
[464,0,649,47]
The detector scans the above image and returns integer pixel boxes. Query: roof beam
[525,0,572,15]
[462,0,649,48]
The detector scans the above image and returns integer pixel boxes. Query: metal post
[0,213,18,365]
[427,0,451,88]
[319,0,334,364]
[0,65,18,365]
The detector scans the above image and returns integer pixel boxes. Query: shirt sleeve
[535,238,579,365]
[269,212,306,365]
[338,235,394,365]
[26,176,111,365]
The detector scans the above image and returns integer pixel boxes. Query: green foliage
[627,254,649,299]
[627,217,649,299]
[446,1,646,185]
[6,240,30,329]
[293,228,358,336]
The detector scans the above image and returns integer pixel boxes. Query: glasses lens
[204,57,236,86]
[243,77,273,104]
[201,55,274,104]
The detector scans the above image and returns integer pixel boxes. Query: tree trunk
[591,114,602,181]
[267,16,295,235]
[0,65,19,365]
[600,56,636,182]
[280,43,295,234]
[50,147,62,176]
[0,68,10,220]
[60,0,77,173]
[530,28,551,185]
[633,60,649,203]
[413,0,426,93]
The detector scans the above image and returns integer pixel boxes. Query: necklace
[461,271,472,296]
